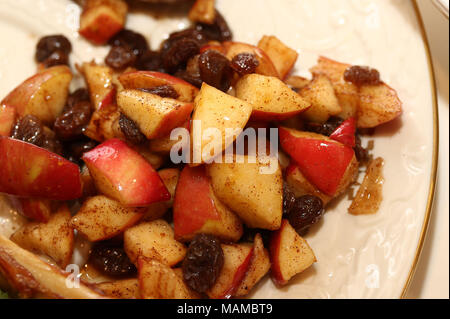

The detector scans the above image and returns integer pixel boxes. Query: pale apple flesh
[257,35,298,80]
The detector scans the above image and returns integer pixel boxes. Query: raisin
[89,244,137,277]
[195,10,232,42]
[231,53,259,76]
[41,50,69,68]
[66,88,90,110]
[105,46,137,70]
[282,183,296,216]
[344,66,381,86]
[174,55,203,88]
[136,50,165,72]
[287,195,324,236]
[161,28,208,53]
[139,85,179,99]
[66,139,97,160]
[109,29,149,58]
[54,101,92,141]
[304,117,344,137]
[162,38,200,73]
[11,115,45,146]
[35,35,72,63]
[40,130,63,155]
[198,50,232,92]
[182,234,224,293]
[119,113,146,145]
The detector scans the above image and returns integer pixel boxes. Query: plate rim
[400,0,440,299]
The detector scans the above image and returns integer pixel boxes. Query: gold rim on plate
[400,0,440,299]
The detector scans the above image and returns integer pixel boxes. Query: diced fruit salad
[0,0,401,299]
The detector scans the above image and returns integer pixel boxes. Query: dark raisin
[89,244,137,277]
[11,115,45,146]
[66,88,90,110]
[195,10,232,42]
[66,139,97,160]
[198,50,232,92]
[54,101,92,141]
[41,50,69,68]
[105,46,137,70]
[354,134,369,163]
[162,38,200,73]
[109,29,149,58]
[304,117,344,136]
[136,50,165,72]
[35,35,72,63]
[161,28,208,53]
[231,53,259,75]
[119,113,146,145]
[241,227,271,247]
[283,183,297,216]
[287,195,324,236]
[344,66,381,86]
[175,69,203,88]
[139,85,179,99]
[40,130,63,155]
[182,234,224,293]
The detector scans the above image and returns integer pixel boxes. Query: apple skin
[0,104,16,137]
[79,0,127,45]
[173,165,243,242]
[279,127,355,196]
[82,138,170,207]
[119,71,199,103]
[329,117,356,148]
[15,198,52,223]
[0,137,82,201]
[222,41,280,78]
[1,66,72,125]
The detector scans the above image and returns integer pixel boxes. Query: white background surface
[406,0,449,299]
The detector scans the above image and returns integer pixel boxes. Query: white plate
[0,0,437,299]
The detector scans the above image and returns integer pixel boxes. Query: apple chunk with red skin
[207,243,253,299]
[0,104,15,137]
[279,127,357,196]
[270,220,316,286]
[82,138,170,207]
[235,74,310,121]
[117,89,194,139]
[80,62,116,111]
[1,65,72,125]
[223,41,280,78]
[11,197,53,223]
[0,137,82,200]
[329,117,356,148]
[79,0,127,45]
[119,71,199,103]
[173,165,243,242]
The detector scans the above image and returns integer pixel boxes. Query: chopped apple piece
[16,198,52,223]
[188,0,216,24]
[10,204,74,268]
[84,104,124,142]
[207,243,253,299]
[79,0,127,45]
[269,220,316,286]
[138,257,198,299]
[235,74,310,121]
[207,155,283,230]
[0,137,82,200]
[235,234,271,297]
[299,74,341,123]
[173,165,243,242]
[71,196,145,242]
[119,71,199,103]
[223,41,279,78]
[124,220,186,267]
[1,66,72,125]
[117,89,193,139]
[284,75,310,91]
[257,36,298,80]
[80,62,116,110]
[148,120,190,154]
[0,235,106,298]
[285,163,332,206]
[310,56,359,119]
[191,83,252,164]
[279,127,358,196]
[0,104,15,136]
[97,278,139,299]
[82,139,170,207]
[329,117,356,147]
[357,83,402,128]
